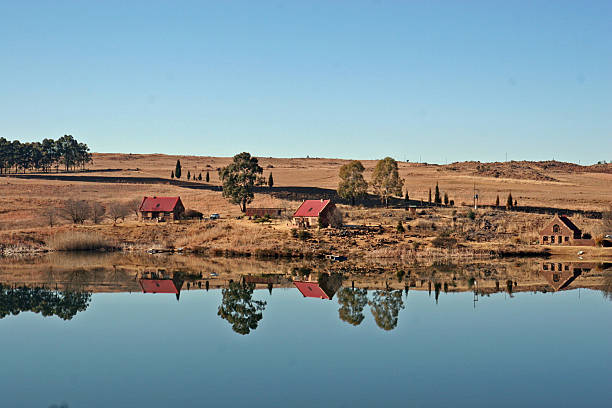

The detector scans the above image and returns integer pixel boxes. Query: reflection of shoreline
[0,254,610,296]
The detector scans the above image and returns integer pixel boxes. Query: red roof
[294,281,331,300]
[139,196,181,212]
[139,279,179,294]
[293,200,331,217]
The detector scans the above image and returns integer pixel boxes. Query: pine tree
[404,190,409,203]
[506,193,513,209]
[434,182,441,204]
[514,199,517,207]
[175,160,182,179]
[198,173,202,181]
[444,192,449,206]
[206,171,210,182]
[495,195,500,207]
[428,188,432,203]
[171,170,174,179]
[268,173,274,189]
[187,170,191,180]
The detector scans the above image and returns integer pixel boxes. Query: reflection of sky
[0,289,610,407]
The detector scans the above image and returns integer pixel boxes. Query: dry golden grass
[46,231,117,251]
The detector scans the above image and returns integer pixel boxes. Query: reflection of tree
[0,284,91,320]
[369,290,404,331]
[603,271,612,301]
[337,288,368,326]
[218,281,266,335]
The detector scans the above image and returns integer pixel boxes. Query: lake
[0,254,610,407]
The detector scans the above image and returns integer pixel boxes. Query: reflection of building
[538,214,595,246]
[293,273,342,300]
[139,273,185,301]
[539,262,594,291]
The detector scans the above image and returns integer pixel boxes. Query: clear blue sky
[1,1,610,163]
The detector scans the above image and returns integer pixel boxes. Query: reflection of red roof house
[539,262,594,291]
[139,279,179,293]
[294,274,343,300]
[292,199,336,228]
[294,281,332,300]
[139,196,185,221]
[139,278,184,301]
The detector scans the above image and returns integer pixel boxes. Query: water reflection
[337,287,368,326]
[218,281,266,335]
[368,290,405,331]
[0,284,91,320]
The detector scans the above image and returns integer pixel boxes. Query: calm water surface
[0,259,611,407]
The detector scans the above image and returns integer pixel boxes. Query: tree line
[0,135,92,174]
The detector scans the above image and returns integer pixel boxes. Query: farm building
[139,196,185,222]
[539,262,594,291]
[538,214,595,246]
[292,199,336,228]
[245,208,284,218]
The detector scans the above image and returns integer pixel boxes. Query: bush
[47,232,118,251]
[297,230,312,241]
[467,209,476,220]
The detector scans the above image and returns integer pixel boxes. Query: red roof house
[292,199,337,228]
[139,196,185,221]
[538,214,594,246]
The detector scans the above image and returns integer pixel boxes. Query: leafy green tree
[218,152,263,212]
[338,160,368,205]
[337,288,368,326]
[371,157,404,207]
[175,160,182,179]
[217,281,266,335]
[268,172,274,189]
[0,284,91,321]
[369,289,404,330]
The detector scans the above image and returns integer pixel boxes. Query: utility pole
[473,182,479,210]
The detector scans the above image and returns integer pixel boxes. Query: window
[551,236,555,243]
[543,236,548,242]
[553,273,560,282]
[553,224,560,233]
[564,236,569,242]
[543,264,549,270]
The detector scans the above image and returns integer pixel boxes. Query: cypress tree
[444,192,449,206]
[404,190,409,203]
[198,172,202,181]
[506,193,513,209]
[175,159,182,179]
[428,188,432,203]
[187,170,191,180]
[495,195,500,207]
[206,171,210,182]
[434,182,441,204]
[268,173,274,189]
[171,170,174,179]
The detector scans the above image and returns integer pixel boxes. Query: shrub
[47,232,117,251]
[396,220,405,233]
[467,209,476,220]
[297,230,312,241]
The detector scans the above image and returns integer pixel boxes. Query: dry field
[0,153,611,256]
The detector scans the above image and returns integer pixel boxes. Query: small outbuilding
[538,214,594,246]
[245,208,284,218]
[139,196,185,222]
[293,199,336,228]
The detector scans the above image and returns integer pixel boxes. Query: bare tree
[91,202,106,224]
[108,202,130,224]
[43,208,58,227]
[59,199,92,224]
[127,198,142,218]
